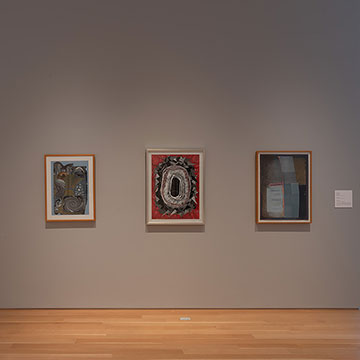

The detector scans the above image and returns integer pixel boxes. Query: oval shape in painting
[160,165,191,209]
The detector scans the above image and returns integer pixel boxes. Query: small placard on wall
[335,190,353,208]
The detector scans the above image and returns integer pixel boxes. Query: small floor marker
[180,317,191,321]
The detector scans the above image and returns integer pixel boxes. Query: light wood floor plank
[0,309,359,359]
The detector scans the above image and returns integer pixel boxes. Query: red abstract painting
[146,150,204,224]
[151,153,200,220]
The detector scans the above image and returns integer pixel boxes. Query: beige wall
[0,0,359,308]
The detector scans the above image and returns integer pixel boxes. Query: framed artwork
[45,154,95,222]
[256,151,312,224]
[146,149,204,225]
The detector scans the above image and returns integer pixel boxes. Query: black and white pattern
[154,156,197,216]
[53,162,88,215]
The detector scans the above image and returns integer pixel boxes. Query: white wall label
[335,190,353,208]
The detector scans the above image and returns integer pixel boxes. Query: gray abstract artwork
[52,161,88,215]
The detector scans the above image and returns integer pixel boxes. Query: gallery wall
[0,0,359,308]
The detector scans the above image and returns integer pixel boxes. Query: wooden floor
[0,309,359,359]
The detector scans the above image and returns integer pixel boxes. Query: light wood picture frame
[146,149,204,225]
[45,154,96,222]
[256,151,312,224]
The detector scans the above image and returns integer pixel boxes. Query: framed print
[146,149,204,225]
[45,154,95,222]
[256,151,312,224]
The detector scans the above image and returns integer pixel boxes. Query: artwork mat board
[256,151,312,224]
[146,148,205,225]
[45,154,96,222]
